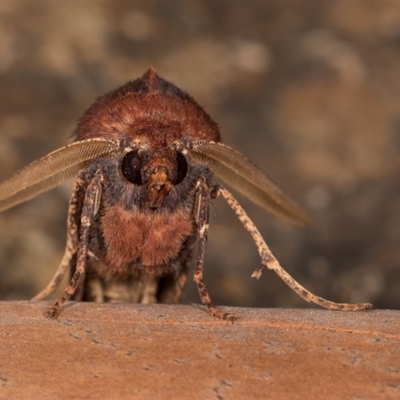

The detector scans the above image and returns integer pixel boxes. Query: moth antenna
[188,141,310,226]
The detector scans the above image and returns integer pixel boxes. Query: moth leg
[193,179,236,322]
[80,270,104,302]
[219,187,373,312]
[166,271,189,303]
[47,170,103,318]
[158,266,190,304]
[156,235,196,304]
[32,173,87,300]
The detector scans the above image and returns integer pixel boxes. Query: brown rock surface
[1,302,399,399]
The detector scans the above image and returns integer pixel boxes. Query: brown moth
[0,68,372,320]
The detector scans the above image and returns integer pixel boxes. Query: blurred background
[0,2,399,310]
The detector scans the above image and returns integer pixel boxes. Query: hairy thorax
[99,203,195,277]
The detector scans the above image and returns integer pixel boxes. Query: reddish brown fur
[101,204,194,276]
[76,68,220,144]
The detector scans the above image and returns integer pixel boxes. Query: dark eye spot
[172,152,188,185]
[121,150,142,185]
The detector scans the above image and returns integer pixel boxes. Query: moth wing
[0,138,121,212]
[188,141,310,226]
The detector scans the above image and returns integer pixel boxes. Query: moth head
[121,145,188,209]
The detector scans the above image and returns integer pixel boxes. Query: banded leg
[32,172,87,300]
[219,187,372,311]
[193,179,236,321]
[47,170,103,318]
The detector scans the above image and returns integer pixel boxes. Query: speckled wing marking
[0,138,121,212]
[187,141,310,226]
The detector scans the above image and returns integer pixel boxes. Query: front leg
[47,170,103,318]
[32,171,88,300]
[193,179,236,322]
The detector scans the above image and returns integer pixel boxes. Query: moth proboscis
[0,68,372,321]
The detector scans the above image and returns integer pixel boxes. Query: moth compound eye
[121,150,143,185]
[172,152,188,185]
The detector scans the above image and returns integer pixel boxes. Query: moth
[0,68,372,320]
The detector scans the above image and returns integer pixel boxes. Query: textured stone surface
[1,302,399,399]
